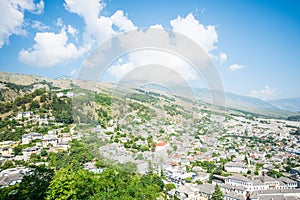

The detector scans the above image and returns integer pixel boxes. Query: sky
[0,0,299,100]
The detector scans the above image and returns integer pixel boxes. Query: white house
[42,134,58,147]
[66,92,74,97]
[170,184,199,200]
[56,92,64,97]
[155,141,169,152]
[22,132,42,144]
[278,177,298,189]
[225,174,252,188]
[196,171,210,182]
[54,142,70,151]
[22,147,41,158]
[225,174,270,191]
[17,111,33,119]
[0,146,13,157]
[224,162,248,174]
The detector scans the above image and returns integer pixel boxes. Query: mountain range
[268,97,300,112]
[0,72,299,118]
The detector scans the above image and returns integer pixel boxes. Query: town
[0,74,299,200]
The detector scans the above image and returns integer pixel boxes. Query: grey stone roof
[196,183,215,195]
[223,191,245,200]
[260,175,277,183]
[0,173,22,186]
[257,188,300,195]
[278,176,297,184]
[285,196,299,200]
[228,174,251,182]
[259,195,286,200]
[220,183,246,191]
[252,179,264,186]
[225,161,247,168]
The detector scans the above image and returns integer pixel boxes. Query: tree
[29,100,40,110]
[21,104,26,111]
[0,160,14,170]
[46,166,95,200]
[230,154,236,161]
[13,145,23,156]
[165,183,176,192]
[245,155,249,164]
[40,149,47,157]
[95,159,110,168]
[211,185,223,200]
[47,140,93,170]
[16,166,54,200]
[47,164,164,200]
[267,170,283,178]
[40,94,47,103]
[0,184,18,200]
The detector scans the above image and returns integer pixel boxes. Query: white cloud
[18,27,88,67]
[107,50,198,81]
[67,25,77,36]
[56,18,64,27]
[149,24,164,29]
[229,64,245,71]
[64,0,105,20]
[17,0,136,68]
[170,13,218,53]
[111,10,137,32]
[219,52,227,63]
[30,0,44,14]
[64,0,136,45]
[250,86,277,100]
[108,61,136,80]
[61,2,223,77]
[0,0,44,48]
[31,20,49,31]
[64,0,110,44]
[107,14,221,82]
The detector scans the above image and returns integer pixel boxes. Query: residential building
[225,162,248,174]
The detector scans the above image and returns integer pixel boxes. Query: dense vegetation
[50,96,74,124]
[0,140,165,200]
[95,92,112,106]
[127,93,159,104]
[47,165,163,200]
[0,88,46,114]
[0,81,35,93]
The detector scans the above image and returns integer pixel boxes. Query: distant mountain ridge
[0,71,299,117]
[268,97,300,112]
[193,88,279,111]
[191,88,298,118]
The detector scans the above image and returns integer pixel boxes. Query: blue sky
[0,0,299,100]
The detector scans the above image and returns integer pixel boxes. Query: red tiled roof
[156,141,168,146]
[170,162,178,166]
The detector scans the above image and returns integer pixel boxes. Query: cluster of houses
[169,183,300,200]
[56,91,85,98]
[159,114,300,200]
[0,129,84,189]
[162,160,300,199]
[16,111,52,125]
[0,128,82,163]
[91,104,300,200]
